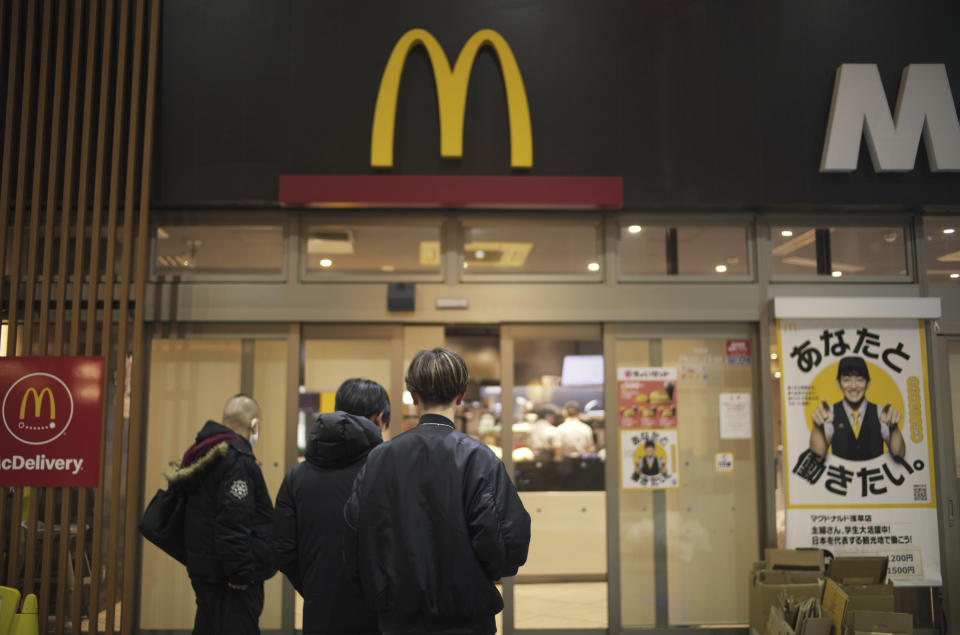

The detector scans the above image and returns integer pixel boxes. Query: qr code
[913,484,928,502]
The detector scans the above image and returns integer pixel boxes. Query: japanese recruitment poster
[778,319,940,585]
[618,367,679,489]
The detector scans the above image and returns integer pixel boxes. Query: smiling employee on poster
[809,356,906,461]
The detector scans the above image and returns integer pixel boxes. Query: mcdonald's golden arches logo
[2,372,74,445]
[371,28,533,169]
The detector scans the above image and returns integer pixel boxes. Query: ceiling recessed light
[319,258,332,268]
[774,371,782,379]
[780,230,794,237]
[771,353,778,360]
[588,262,601,272]
[628,225,642,234]
[831,270,842,277]
[715,265,727,273]
[951,273,960,279]
[475,250,486,259]
[944,228,955,235]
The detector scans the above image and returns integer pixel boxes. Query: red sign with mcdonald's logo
[0,357,104,487]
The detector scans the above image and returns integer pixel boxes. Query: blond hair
[405,348,469,408]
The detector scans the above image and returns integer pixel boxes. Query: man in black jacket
[166,394,276,635]
[274,378,388,634]
[345,348,531,635]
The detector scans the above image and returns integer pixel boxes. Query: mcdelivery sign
[0,357,105,487]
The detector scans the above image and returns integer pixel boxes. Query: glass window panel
[619,224,749,276]
[304,222,441,274]
[619,225,667,275]
[154,223,284,275]
[829,226,906,278]
[461,220,601,277]
[513,332,607,630]
[615,338,656,628]
[949,340,960,479]
[661,338,757,625]
[924,216,960,283]
[446,330,502,455]
[677,226,749,275]
[772,225,908,278]
[772,226,818,275]
[141,339,244,630]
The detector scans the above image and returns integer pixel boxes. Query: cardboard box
[750,549,825,635]
[843,610,912,635]
[821,558,895,635]
[766,605,832,635]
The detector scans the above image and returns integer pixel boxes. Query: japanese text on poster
[778,319,939,585]
[617,367,677,429]
[621,429,679,489]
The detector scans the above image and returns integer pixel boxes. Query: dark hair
[336,378,390,423]
[644,440,655,449]
[836,357,870,382]
[405,347,469,408]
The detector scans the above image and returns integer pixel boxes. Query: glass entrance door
[609,324,760,630]
[139,328,291,633]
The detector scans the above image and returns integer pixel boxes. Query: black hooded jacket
[166,420,276,586]
[274,411,382,635]
[344,414,531,635]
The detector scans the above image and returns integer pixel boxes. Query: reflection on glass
[620,225,749,276]
[924,216,960,283]
[155,224,284,274]
[304,223,442,274]
[773,225,908,277]
[772,226,818,275]
[829,226,906,277]
[461,220,601,276]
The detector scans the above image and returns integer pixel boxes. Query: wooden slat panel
[104,0,140,629]
[83,0,118,625]
[0,2,159,630]
[121,2,161,632]
[20,0,55,603]
[54,4,86,632]
[70,0,103,627]
[0,0,20,590]
[37,1,69,627]
[93,0,131,628]
[4,0,37,589]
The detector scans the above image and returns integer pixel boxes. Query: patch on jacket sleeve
[229,479,249,500]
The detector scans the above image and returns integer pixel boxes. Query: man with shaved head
[165,393,276,634]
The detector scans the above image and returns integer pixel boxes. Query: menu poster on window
[621,429,679,489]
[778,318,940,586]
[617,367,677,429]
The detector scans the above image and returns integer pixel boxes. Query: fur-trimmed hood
[165,420,249,485]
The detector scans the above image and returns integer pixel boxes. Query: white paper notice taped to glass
[719,392,752,439]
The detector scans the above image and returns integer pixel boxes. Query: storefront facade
[2,1,959,633]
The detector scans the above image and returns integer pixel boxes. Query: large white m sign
[820,64,960,172]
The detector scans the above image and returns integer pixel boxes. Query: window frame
[149,210,293,282]
[456,213,605,283]
[298,213,446,283]
[766,213,914,284]
[614,212,756,283]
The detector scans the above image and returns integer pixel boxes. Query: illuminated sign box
[0,356,105,487]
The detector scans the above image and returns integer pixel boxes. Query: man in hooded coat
[274,378,389,634]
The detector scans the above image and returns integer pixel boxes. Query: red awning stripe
[278,174,623,209]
